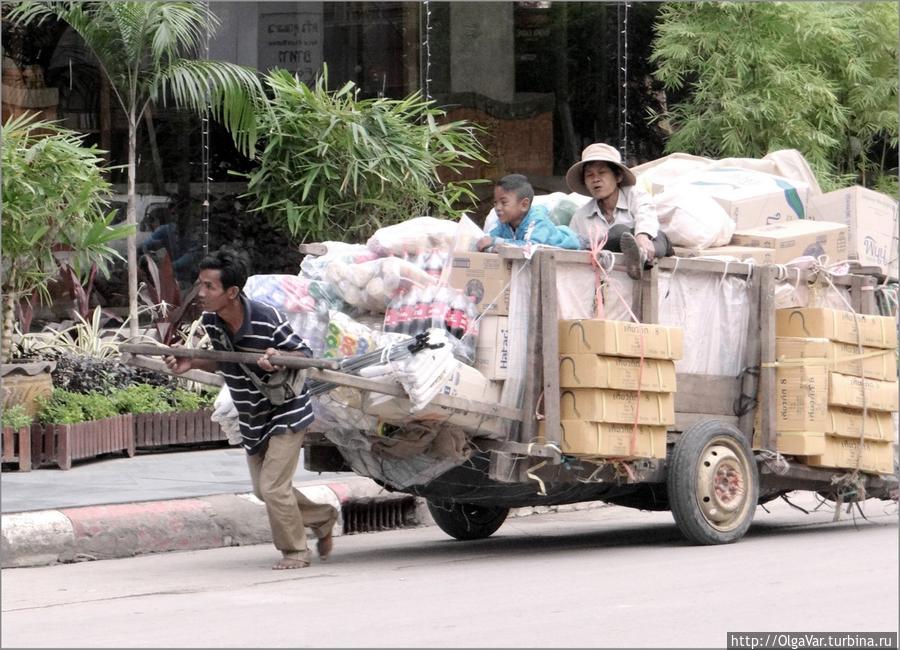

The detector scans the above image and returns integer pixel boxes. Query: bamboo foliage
[241,67,488,243]
[650,2,898,191]
[0,113,131,363]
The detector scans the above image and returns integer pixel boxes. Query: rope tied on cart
[813,257,871,484]
[586,224,649,456]
[588,225,610,320]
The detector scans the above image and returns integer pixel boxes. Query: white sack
[654,189,735,249]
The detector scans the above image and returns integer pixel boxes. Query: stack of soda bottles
[383,284,479,363]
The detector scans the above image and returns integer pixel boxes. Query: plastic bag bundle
[243,274,317,313]
[382,285,478,363]
[210,386,242,446]
[366,215,483,257]
[358,328,460,412]
[299,241,380,281]
[324,256,437,313]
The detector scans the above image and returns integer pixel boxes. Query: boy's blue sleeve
[524,217,582,250]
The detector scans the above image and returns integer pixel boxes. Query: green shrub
[112,384,175,415]
[78,392,118,421]
[170,389,202,412]
[2,404,32,429]
[37,390,89,424]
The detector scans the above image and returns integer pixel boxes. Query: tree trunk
[1,291,16,364]
[127,111,139,339]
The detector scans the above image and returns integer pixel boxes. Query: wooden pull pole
[119,344,341,370]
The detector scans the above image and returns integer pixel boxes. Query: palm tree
[8,1,264,337]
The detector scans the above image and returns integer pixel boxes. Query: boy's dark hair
[496,174,534,203]
[198,246,250,290]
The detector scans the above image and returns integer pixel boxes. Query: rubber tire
[427,501,509,541]
[667,420,759,545]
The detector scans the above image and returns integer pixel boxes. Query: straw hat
[565,143,636,195]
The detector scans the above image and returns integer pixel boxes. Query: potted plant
[32,389,134,470]
[1,403,33,472]
[0,113,130,415]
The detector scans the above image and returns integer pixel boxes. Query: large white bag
[654,189,735,249]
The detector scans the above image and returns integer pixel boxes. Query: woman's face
[583,162,622,201]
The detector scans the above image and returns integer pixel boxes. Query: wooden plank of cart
[292,245,900,544]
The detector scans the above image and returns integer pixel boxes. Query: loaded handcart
[126,235,900,546]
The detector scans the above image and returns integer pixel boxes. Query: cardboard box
[774,365,828,432]
[731,220,848,264]
[653,167,810,230]
[558,319,684,360]
[776,337,897,381]
[447,252,512,316]
[809,186,899,278]
[826,407,894,442]
[546,420,667,458]
[699,245,776,265]
[474,315,509,380]
[559,388,675,425]
[754,431,826,456]
[559,354,677,392]
[828,373,899,412]
[802,436,895,475]
[775,308,898,349]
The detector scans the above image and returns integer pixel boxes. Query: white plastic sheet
[658,269,751,377]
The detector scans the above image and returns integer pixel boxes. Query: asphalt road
[2,493,897,648]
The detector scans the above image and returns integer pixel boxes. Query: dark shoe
[620,232,647,280]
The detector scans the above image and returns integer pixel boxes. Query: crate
[31,414,134,470]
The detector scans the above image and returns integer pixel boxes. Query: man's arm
[165,356,218,374]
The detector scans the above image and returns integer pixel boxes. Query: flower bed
[133,408,225,449]
[31,414,134,470]
[1,425,32,472]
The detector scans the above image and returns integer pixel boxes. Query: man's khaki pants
[247,429,337,561]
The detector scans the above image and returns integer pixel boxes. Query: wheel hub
[696,443,748,529]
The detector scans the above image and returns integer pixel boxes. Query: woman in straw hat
[566,143,672,279]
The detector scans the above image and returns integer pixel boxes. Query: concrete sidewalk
[0,446,399,568]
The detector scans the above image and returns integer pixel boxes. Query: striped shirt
[201,295,314,455]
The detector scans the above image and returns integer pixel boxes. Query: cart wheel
[667,420,758,545]
[427,501,509,541]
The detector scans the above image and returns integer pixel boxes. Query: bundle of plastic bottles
[382,285,479,363]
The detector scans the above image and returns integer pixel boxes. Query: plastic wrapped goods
[366,215,484,258]
[324,256,437,313]
[299,242,379,281]
[323,311,383,359]
[383,285,478,363]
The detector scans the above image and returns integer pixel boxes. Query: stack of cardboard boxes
[545,319,684,459]
[762,307,898,474]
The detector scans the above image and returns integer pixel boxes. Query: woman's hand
[635,233,656,262]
